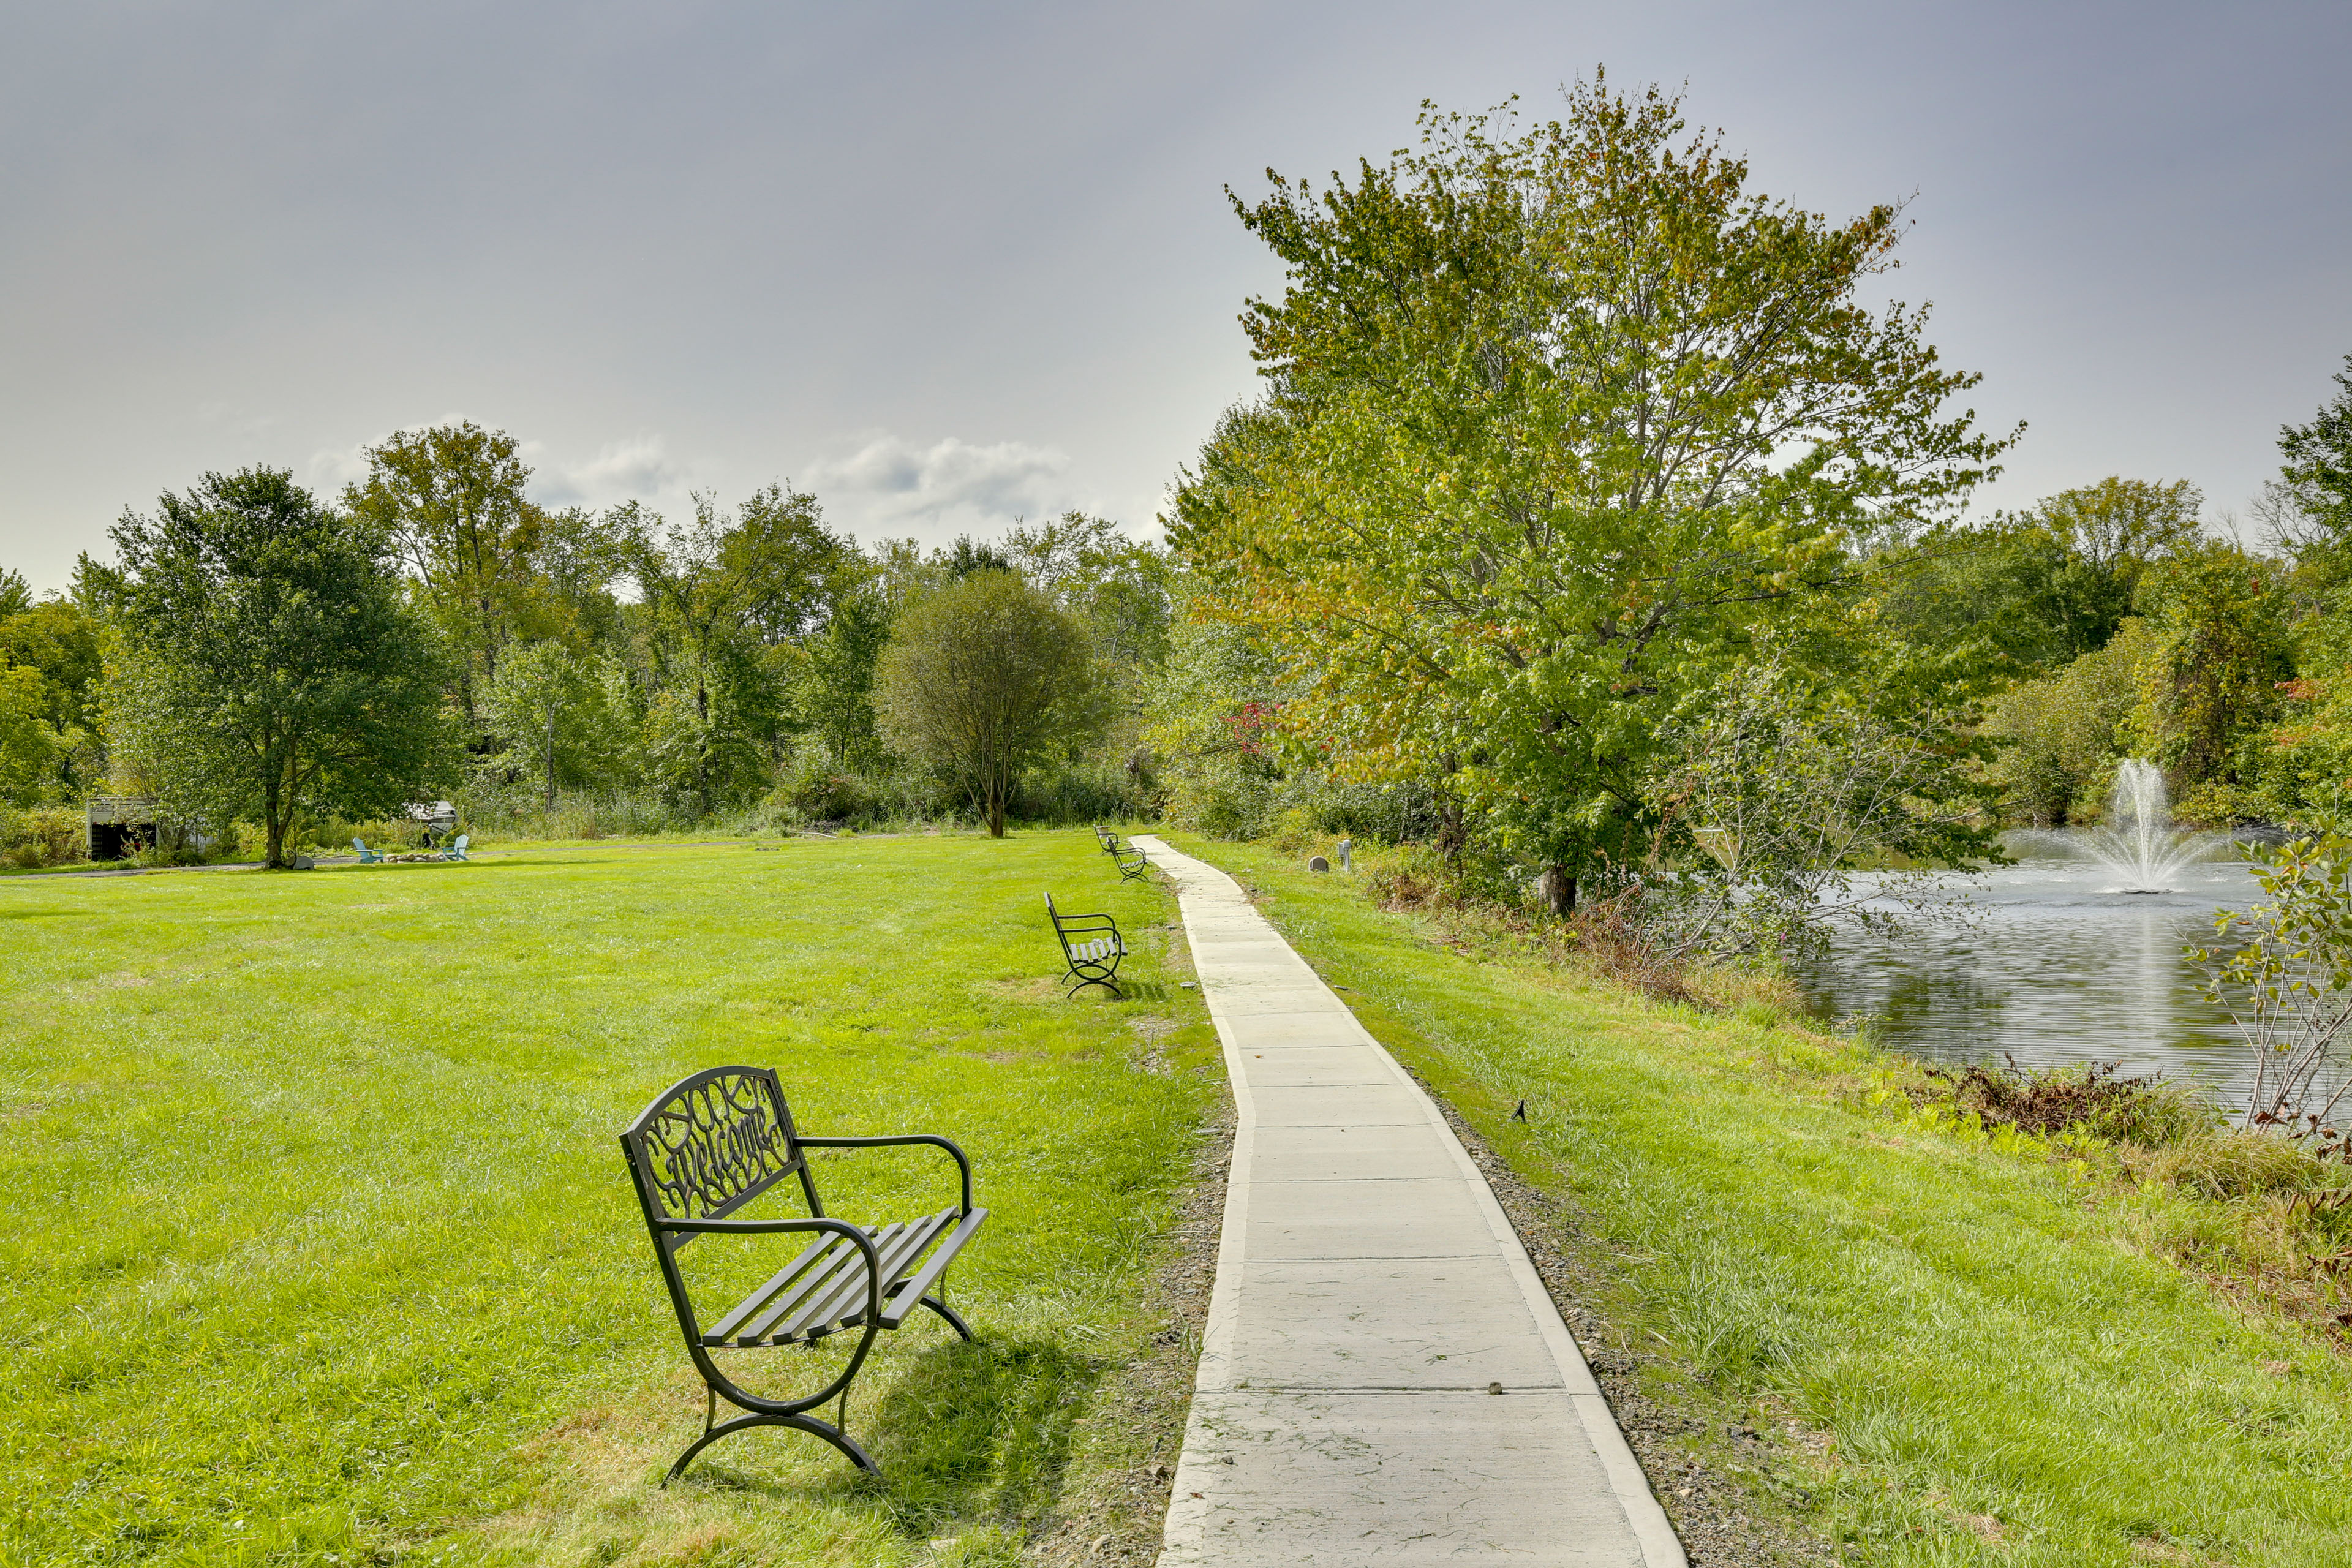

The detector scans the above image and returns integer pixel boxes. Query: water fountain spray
[2072,760,2225,893]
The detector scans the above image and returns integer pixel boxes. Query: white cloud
[301,424,691,511]
[529,435,684,508]
[296,424,1124,546]
[304,439,375,495]
[804,432,1076,540]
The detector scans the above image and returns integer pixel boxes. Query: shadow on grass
[343,858,604,872]
[676,1335,1103,1537]
[863,1335,1104,1531]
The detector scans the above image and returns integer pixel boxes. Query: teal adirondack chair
[443,834,470,862]
[353,838,385,864]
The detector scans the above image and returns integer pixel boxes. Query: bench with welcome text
[1045,891,1126,997]
[619,1065,986,1479]
[1093,824,1150,883]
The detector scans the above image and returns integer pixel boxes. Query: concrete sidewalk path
[1133,837,1684,1567]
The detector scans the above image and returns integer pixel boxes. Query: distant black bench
[619,1065,987,1480]
[1093,824,1150,883]
[1045,891,1126,997]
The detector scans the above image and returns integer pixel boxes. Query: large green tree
[1883,477,2204,672]
[110,469,459,867]
[481,640,635,812]
[1171,81,2013,900]
[2278,355,2352,543]
[797,582,894,771]
[617,484,848,813]
[0,587,104,803]
[875,570,1104,836]
[2261,355,2352,613]
[1003,513,1175,671]
[342,422,553,734]
[2135,543,2294,791]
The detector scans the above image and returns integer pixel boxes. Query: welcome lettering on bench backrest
[639,1070,798,1221]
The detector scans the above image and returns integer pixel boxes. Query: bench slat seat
[619,1066,984,1480]
[881,1207,989,1327]
[1094,825,1151,882]
[775,1207,960,1343]
[702,1233,851,1344]
[1044,891,1126,997]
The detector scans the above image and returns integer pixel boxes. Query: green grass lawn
[1170,834,2352,1568]
[1,831,1218,1568]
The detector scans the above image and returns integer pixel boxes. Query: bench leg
[1060,957,1123,998]
[665,1409,880,1483]
[919,1293,976,1341]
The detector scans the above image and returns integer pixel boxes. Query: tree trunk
[263,757,288,869]
[1536,864,1577,917]
[695,679,711,818]
[1434,755,1464,872]
[544,704,558,815]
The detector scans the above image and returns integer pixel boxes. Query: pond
[1791,837,2264,1102]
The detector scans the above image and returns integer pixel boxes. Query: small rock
[1308,854,1330,873]
[291,854,315,870]
[1487,1381,1504,1395]
[1180,980,1199,989]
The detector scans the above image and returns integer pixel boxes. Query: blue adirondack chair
[443,834,470,862]
[353,837,385,864]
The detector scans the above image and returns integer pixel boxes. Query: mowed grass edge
[1168,833,2352,1568]
[0,830,1221,1567]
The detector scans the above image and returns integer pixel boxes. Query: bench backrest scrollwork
[620,1066,822,1253]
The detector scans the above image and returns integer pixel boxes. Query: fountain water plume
[2034,760,2226,893]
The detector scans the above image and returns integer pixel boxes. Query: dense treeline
[0,426,1172,865]
[9,77,2352,916]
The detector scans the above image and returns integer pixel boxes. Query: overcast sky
[4,1,2348,594]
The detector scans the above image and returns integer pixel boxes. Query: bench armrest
[796,1133,976,1215]
[1054,914,1120,934]
[653,1216,884,1320]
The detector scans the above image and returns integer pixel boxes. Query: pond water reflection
[1791,839,2263,1100]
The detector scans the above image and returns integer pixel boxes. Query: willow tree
[1170,79,2015,908]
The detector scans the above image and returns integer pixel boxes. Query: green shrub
[1164,765,1429,845]
[1945,1058,2217,1148]
[2143,1126,2323,1199]
[1011,761,1147,826]
[1164,762,1283,840]
[1300,778,1438,842]
[0,804,88,868]
[777,750,876,823]
[1984,620,2155,824]
[458,783,701,841]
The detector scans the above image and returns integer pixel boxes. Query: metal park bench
[1093,824,1150,883]
[1045,891,1126,997]
[618,1065,987,1480]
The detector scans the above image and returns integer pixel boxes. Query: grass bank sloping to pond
[1169,834,2352,1568]
[0,832,1219,1567]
